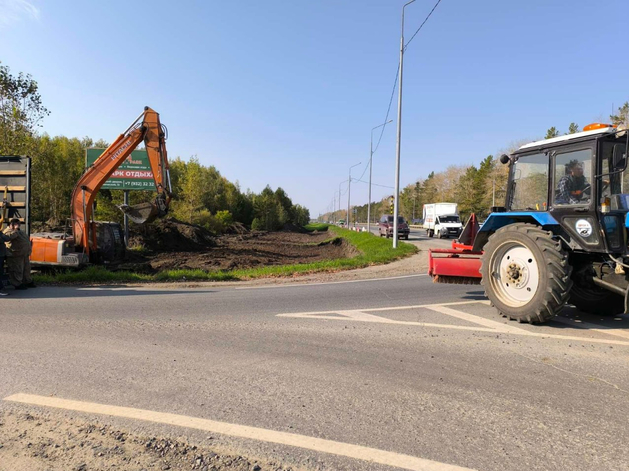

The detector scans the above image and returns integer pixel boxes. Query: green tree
[252,186,280,231]
[610,102,629,127]
[454,165,479,221]
[175,157,207,224]
[0,62,49,155]
[545,127,560,139]
[567,122,580,134]
[30,135,86,223]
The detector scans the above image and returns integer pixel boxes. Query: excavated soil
[118,220,358,274]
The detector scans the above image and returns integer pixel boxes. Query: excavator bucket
[428,213,483,285]
[118,202,160,224]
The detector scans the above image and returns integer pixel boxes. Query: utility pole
[369,120,392,235]
[393,0,416,248]
[347,162,361,228]
[338,182,344,224]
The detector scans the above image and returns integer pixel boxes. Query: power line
[353,178,394,189]
[404,0,442,51]
[373,64,399,155]
[355,62,400,184]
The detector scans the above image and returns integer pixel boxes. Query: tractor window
[510,152,549,211]
[553,149,592,206]
[601,139,629,208]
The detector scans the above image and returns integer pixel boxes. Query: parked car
[378,215,410,239]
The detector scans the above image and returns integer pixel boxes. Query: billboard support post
[123,190,130,245]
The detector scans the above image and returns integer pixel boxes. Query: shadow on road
[549,305,629,330]
[467,295,629,331]
[460,290,486,301]
[1,286,216,299]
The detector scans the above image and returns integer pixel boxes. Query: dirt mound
[129,218,215,253]
[31,219,66,233]
[225,221,249,234]
[119,230,356,274]
[282,223,308,233]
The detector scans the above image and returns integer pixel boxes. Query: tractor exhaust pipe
[591,277,626,296]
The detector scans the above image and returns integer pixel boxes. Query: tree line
[322,108,629,225]
[0,62,309,233]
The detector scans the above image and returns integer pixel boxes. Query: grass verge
[34,225,417,284]
[303,222,329,232]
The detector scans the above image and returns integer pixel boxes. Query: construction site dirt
[116,219,358,274]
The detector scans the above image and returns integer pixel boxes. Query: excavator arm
[71,106,171,255]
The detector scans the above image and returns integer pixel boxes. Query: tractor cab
[478,123,629,255]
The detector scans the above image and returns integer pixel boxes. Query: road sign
[85,149,156,191]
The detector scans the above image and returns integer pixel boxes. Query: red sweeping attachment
[428,213,483,284]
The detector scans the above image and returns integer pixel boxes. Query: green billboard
[85,148,156,191]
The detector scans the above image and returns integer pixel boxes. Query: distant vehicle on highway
[378,215,410,239]
[423,203,463,238]
[411,218,423,225]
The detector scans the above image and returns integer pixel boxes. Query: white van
[423,203,463,238]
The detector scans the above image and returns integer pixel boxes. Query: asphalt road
[361,223,454,249]
[2,260,629,470]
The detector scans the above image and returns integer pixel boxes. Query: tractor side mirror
[500,154,510,165]
[612,143,627,172]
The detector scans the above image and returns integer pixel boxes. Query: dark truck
[379,215,410,239]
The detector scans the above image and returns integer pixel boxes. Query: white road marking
[78,287,147,291]
[277,302,629,347]
[3,393,475,471]
[364,300,491,312]
[235,274,428,290]
[425,305,527,335]
[279,309,498,333]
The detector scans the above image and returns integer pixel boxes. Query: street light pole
[369,120,393,235]
[338,181,345,223]
[347,162,361,228]
[393,0,416,248]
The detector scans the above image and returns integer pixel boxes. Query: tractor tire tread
[480,223,572,324]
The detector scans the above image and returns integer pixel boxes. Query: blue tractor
[430,123,629,323]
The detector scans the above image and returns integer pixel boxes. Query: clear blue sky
[2,0,628,217]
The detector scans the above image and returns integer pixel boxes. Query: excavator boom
[70,106,171,255]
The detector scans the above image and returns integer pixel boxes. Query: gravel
[0,411,302,471]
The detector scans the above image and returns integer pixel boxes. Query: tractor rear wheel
[569,278,625,316]
[480,223,572,324]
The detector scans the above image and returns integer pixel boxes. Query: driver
[557,160,589,204]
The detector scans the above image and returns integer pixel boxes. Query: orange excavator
[30,106,172,267]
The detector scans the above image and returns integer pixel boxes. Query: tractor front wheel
[480,223,572,324]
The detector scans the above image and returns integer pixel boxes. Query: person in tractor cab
[556,159,590,204]
[3,218,35,290]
